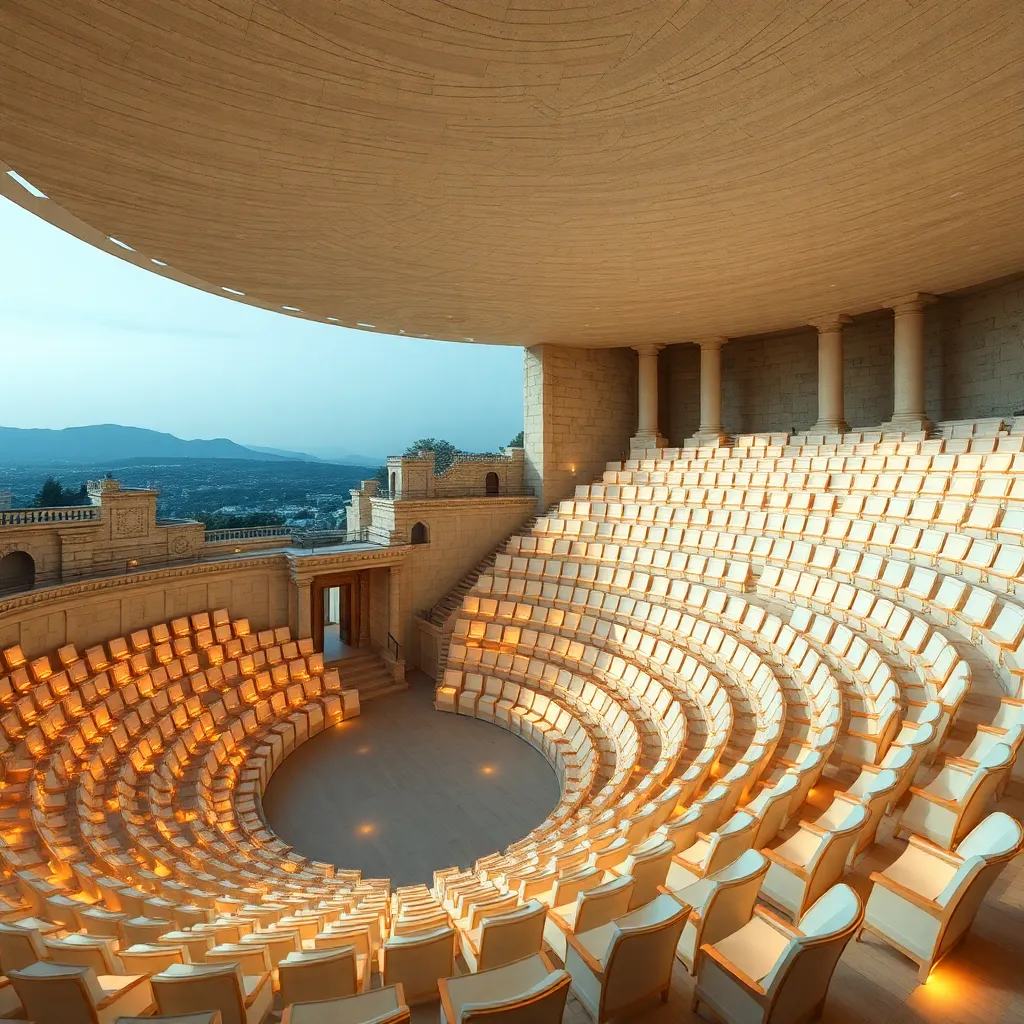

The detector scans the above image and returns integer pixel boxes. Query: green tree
[375,464,389,493]
[404,438,460,474]
[33,477,88,507]
[508,430,524,447]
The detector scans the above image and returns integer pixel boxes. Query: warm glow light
[357,746,371,755]
[357,823,377,837]
[480,765,496,776]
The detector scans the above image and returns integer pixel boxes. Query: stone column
[629,344,668,453]
[884,293,936,431]
[388,564,402,649]
[358,570,371,646]
[809,315,851,433]
[688,337,728,445]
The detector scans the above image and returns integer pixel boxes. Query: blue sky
[0,196,523,459]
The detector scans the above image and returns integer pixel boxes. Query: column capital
[695,336,728,351]
[632,344,664,358]
[808,314,852,333]
[884,292,937,314]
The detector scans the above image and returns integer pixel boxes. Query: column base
[686,430,730,448]
[629,431,669,455]
[881,415,932,434]
[810,420,849,434]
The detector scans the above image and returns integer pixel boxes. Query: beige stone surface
[1,2,1022,347]
[665,274,1024,439]
[525,345,637,509]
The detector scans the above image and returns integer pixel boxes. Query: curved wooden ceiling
[1,1,1022,347]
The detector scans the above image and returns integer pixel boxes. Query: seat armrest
[95,973,151,1009]
[907,786,959,809]
[564,931,605,979]
[696,943,767,998]
[244,971,272,1007]
[867,873,943,917]
[763,849,808,878]
[753,905,803,938]
[906,836,963,866]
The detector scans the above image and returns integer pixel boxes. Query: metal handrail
[386,633,400,661]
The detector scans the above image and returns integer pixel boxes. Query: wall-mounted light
[126,558,139,568]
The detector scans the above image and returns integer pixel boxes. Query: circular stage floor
[262,674,561,886]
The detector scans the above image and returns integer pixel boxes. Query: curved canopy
[1,0,1022,347]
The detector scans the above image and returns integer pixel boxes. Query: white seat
[0,920,48,971]
[860,812,1024,980]
[543,875,634,962]
[669,848,770,974]
[897,743,1014,849]
[117,942,189,974]
[381,925,455,1005]
[151,961,273,1024]
[43,933,120,975]
[283,984,411,1024]
[665,811,758,890]
[439,951,570,1022]
[611,835,675,909]
[460,900,545,974]
[760,801,868,919]
[564,892,688,1022]
[279,945,367,1006]
[692,882,863,1024]
[8,960,154,1024]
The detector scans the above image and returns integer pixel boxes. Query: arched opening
[411,521,429,545]
[0,551,35,593]
[389,472,397,497]
[485,472,500,496]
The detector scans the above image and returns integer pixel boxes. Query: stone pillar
[358,570,371,646]
[296,581,312,640]
[884,293,935,431]
[810,315,851,433]
[388,565,402,648]
[688,337,728,445]
[629,344,668,453]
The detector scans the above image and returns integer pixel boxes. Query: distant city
[0,424,381,531]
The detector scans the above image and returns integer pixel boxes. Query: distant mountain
[246,445,326,463]
[298,446,384,468]
[0,425,299,466]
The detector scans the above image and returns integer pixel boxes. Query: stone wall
[0,559,291,660]
[524,345,637,509]
[384,448,526,500]
[662,274,1024,440]
[383,497,535,665]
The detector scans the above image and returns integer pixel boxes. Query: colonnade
[630,292,935,450]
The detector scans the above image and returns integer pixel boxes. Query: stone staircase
[332,647,405,702]
[428,503,561,674]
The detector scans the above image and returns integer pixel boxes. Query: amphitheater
[1,2,1023,1023]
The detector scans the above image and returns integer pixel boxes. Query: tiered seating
[430,427,1023,1020]
[0,427,1020,1022]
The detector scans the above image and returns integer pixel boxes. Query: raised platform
[261,672,561,886]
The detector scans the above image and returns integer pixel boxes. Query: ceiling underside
[1,0,1022,348]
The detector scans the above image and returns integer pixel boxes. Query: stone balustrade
[0,506,100,526]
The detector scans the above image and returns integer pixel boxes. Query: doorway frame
[310,571,364,653]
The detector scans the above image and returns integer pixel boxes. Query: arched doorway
[411,521,429,544]
[0,551,35,593]
[485,472,500,496]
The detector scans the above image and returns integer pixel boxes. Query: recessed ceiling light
[464,337,475,342]
[398,329,406,334]
[222,286,245,296]
[326,317,340,322]
[356,322,376,328]
[108,236,134,251]
[5,169,47,198]
[282,305,301,312]
[151,258,168,267]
